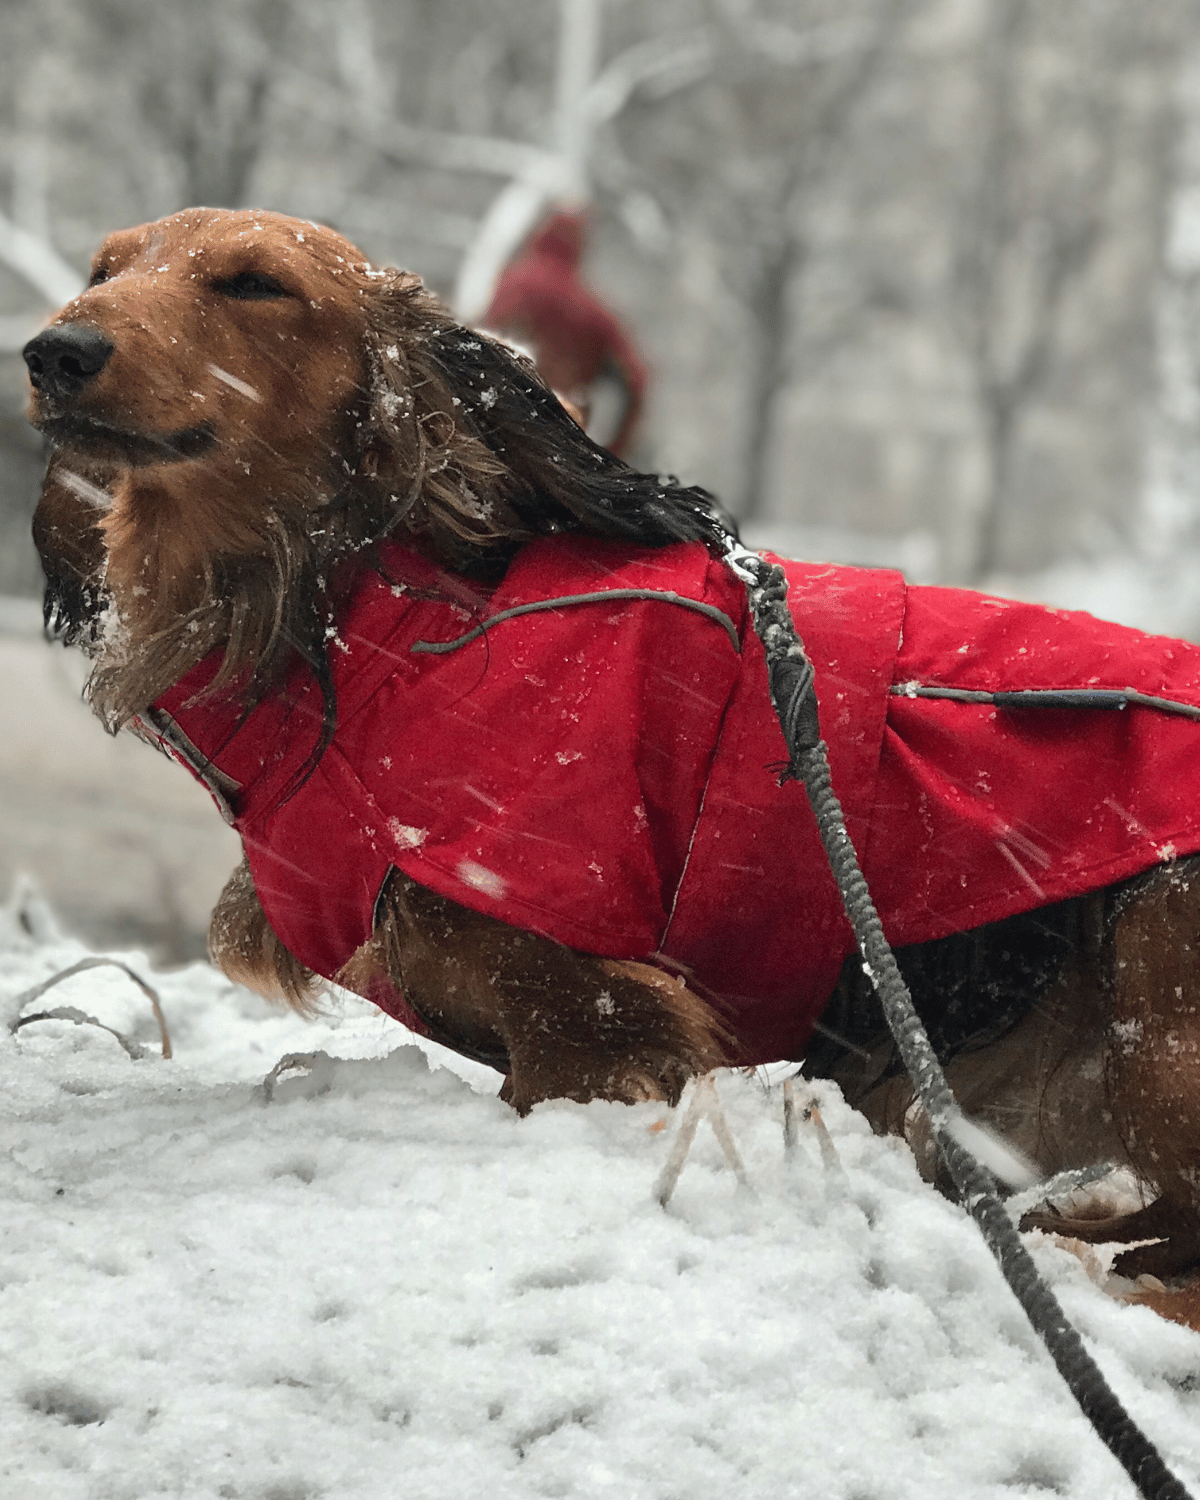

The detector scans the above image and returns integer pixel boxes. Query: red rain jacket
[149,536,1200,1065]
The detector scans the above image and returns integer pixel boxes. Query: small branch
[583,28,716,126]
[655,1075,710,1206]
[655,1073,751,1205]
[706,1080,751,1187]
[259,1050,337,1103]
[14,1006,146,1060]
[7,956,172,1058]
[782,1076,799,1156]
[803,1102,847,1179]
[261,53,553,181]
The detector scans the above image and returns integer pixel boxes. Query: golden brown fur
[207,855,321,1014]
[23,209,1200,1289]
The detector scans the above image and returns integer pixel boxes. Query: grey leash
[724,542,1194,1500]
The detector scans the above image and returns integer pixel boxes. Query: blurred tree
[0,0,1198,592]
[600,0,912,516]
[68,0,295,212]
[950,0,1189,580]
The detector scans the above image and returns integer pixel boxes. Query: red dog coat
[149,537,1200,1064]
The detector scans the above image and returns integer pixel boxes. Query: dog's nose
[23,324,114,399]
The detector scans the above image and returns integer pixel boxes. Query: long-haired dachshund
[24,209,1200,1285]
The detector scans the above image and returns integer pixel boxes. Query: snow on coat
[148,536,1200,1065]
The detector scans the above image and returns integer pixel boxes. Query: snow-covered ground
[2,887,1199,1500]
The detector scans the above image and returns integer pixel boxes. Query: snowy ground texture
[2,892,1200,1500]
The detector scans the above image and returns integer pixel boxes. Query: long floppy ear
[353,271,732,573]
[32,453,114,648]
[427,324,733,546]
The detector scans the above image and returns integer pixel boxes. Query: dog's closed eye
[212,271,289,301]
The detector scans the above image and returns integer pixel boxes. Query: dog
[23,209,1200,1287]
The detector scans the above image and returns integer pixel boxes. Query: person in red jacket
[482,211,648,457]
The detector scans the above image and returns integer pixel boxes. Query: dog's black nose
[23,324,114,399]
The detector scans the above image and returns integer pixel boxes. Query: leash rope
[725,543,1194,1500]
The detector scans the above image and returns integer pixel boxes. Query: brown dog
[24,209,1200,1287]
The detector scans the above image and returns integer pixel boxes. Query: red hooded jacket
[482,212,647,456]
[149,537,1200,1064]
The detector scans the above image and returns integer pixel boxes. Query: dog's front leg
[208,853,320,1009]
[353,872,729,1113]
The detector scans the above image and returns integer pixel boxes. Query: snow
[3,894,1200,1498]
[205,364,262,404]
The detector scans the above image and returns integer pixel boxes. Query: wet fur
[25,209,1200,1282]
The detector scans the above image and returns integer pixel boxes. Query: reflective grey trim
[891,682,1200,722]
[139,707,241,825]
[411,588,742,656]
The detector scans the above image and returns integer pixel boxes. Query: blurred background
[2,0,1200,960]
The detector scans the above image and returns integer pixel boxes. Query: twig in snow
[260,1050,338,1103]
[7,957,171,1058]
[13,1005,146,1059]
[655,1073,751,1206]
[706,1079,751,1188]
[804,1102,847,1179]
[783,1076,799,1157]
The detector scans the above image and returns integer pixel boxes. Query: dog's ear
[32,454,113,647]
[350,272,523,571]
[427,322,735,552]
[354,270,732,571]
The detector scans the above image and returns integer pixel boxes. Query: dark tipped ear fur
[351,271,733,576]
[424,324,733,553]
[33,454,112,649]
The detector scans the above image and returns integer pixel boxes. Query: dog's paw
[499,1053,698,1114]
[1113,1231,1200,1281]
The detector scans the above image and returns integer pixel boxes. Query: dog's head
[25,207,727,724]
[25,211,372,623]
